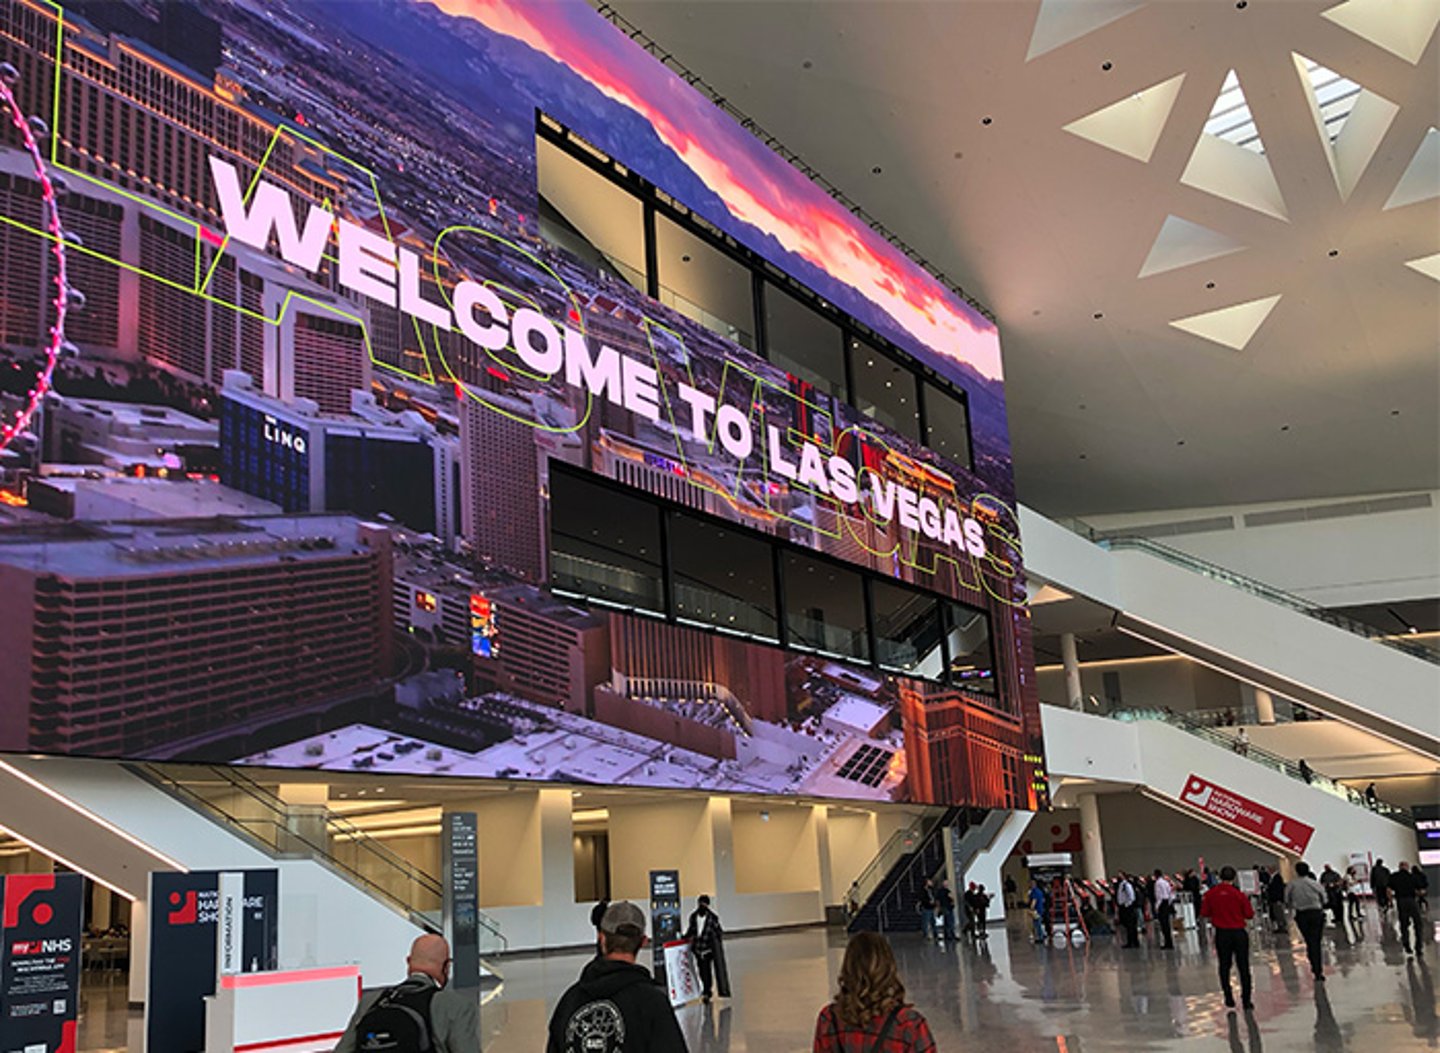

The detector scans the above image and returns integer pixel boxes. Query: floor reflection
[79,905,1438,1051]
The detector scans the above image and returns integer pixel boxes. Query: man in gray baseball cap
[546,901,686,1053]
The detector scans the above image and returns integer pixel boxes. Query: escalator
[0,753,505,987]
[1020,506,1440,758]
[1040,703,1418,866]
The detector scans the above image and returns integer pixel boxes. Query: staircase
[845,807,962,934]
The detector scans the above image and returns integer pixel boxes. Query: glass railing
[1106,708,1415,827]
[845,806,952,912]
[130,763,507,956]
[1084,532,1439,665]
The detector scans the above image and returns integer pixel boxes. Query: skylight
[1205,62,1361,154]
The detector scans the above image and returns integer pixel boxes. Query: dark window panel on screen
[850,337,922,443]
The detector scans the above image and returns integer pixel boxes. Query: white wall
[1082,491,1440,606]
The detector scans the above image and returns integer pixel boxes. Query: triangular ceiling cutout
[1405,252,1440,282]
[1204,70,1265,153]
[1138,215,1246,278]
[1293,53,1398,200]
[1181,72,1288,220]
[1170,294,1281,351]
[1385,127,1440,209]
[1321,0,1440,65]
[1062,73,1185,163]
[1027,0,1148,61]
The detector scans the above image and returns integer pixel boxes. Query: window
[549,470,664,614]
[536,137,647,293]
[783,552,868,661]
[943,601,995,695]
[655,213,755,349]
[924,381,972,470]
[850,338,920,442]
[669,513,777,641]
[764,283,844,397]
[870,581,944,679]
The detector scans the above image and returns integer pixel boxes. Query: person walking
[334,934,480,1053]
[547,901,686,1053]
[1153,869,1177,949]
[1320,864,1344,927]
[1234,727,1250,757]
[1414,861,1429,914]
[1201,866,1255,1012]
[962,882,980,938]
[812,932,936,1053]
[934,879,957,944]
[1115,872,1141,949]
[1028,878,1049,945]
[1265,868,1288,934]
[684,895,731,1001]
[1390,861,1425,957]
[1343,867,1362,922]
[916,879,937,942]
[1372,859,1392,914]
[1287,862,1328,981]
[972,885,993,940]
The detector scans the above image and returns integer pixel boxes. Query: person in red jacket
[1201,865,1256,1012]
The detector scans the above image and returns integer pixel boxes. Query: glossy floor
[80,906,1437,1051]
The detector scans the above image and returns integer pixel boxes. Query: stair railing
[128,762,508,956]
[1106,708,1415,827]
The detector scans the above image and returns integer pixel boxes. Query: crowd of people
[326,854,1430,1051]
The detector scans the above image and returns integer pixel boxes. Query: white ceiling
[603,0,1440,516]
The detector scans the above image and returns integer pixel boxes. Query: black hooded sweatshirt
[546,957,687,1053]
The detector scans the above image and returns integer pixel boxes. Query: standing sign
[443,812,481,990]
[662,940,702,1007]
[1178,775,1315,854]
[648,870,681,987]
[147,869,278,1053]
[0,873,83,1053]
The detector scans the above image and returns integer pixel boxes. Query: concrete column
[1253,687,1276,726]
[1078,793,1107,881]
[708,797,736,908]
[815,806,835,907]
[91,881,112,931]
[1061,632,1084,711]
[128,898,147,1007]
[538,788,575,947]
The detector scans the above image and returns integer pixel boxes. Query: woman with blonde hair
[813,932,936,1052]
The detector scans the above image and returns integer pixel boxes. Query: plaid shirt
[812,1004,936,1053]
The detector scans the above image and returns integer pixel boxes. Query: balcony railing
[1106,707,1414,827]
[1082,531,1439,665]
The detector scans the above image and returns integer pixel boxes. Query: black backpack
[355,978,438,1052]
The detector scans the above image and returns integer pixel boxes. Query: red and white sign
[1178,775,1314,855]
[663,940,702,1007]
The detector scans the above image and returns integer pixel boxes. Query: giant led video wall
[0,0,1047,809]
